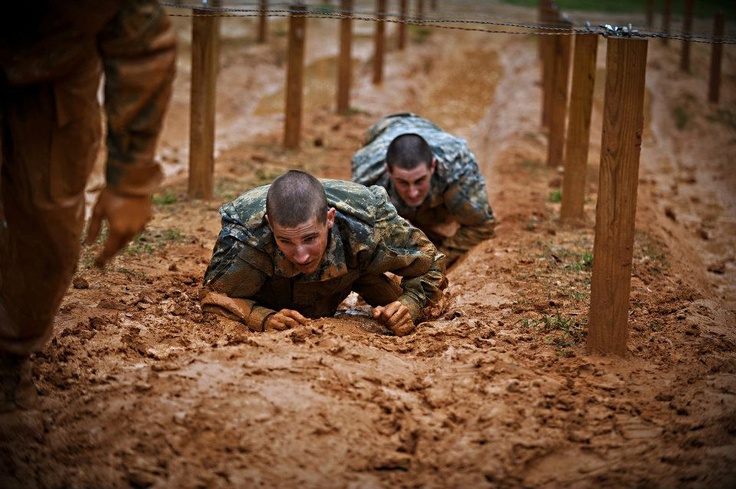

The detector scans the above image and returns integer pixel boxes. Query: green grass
[124,228,185,257]
[153,191,178,206]
[673,106,689,130]
[501,0,735,18]
[707,108,736,130]
[635,231,669,274]
[548,188,562,203]
[409,25,433,43]
[519,313,586,355]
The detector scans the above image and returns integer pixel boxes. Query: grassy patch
[519,313,586,355]
[548,188,562,203]
[409,25,433,43]
[707,108,736,130]
[153,191,178,206]
[124,228,185,257]
[635,231,669,274]
[673,106,689,130]
[311,2,337,14]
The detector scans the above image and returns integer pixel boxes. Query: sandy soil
[2,5,735,489]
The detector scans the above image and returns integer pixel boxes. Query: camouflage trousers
[0,56,103,355]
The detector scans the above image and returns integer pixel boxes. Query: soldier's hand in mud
[84,188,153,268]
[265,309,309,331]
[372,301,414,336]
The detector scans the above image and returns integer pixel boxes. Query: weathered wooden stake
[646,0,654,28]
[284,3,306,149]
[661,0,671,45]
[337,0,353,113]
[588,36,648,357]
[546,26,572,168]
[708,13,724,104]
[561,33,598,224]
[258,0,268,43]
[539,0,557,128]
[680,0,693,72]
[188,7,219,199]
[373,0,386,85]
[416,0,424,23]
[398,0,408,50]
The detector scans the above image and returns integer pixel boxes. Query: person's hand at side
[372,301,414,336]
[84,188,153,267]
[265,309,309,331]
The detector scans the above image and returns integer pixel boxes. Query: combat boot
[0,352,38,412]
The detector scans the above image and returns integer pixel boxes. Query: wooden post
[398,0,408,50]
[661,0,671,45]
[373,0,386,85]
[561,33,598,224]
[645,0,654,28]
[284,3,306,149]
[680,0,693,72]
[258,0,268,43]
[188,7,219,199]
[416,0,424,23]
[546,25,572,168]
[337,0,353,113]
[587,37,648,357]
[708,13,724,104]
[539,1,557,128]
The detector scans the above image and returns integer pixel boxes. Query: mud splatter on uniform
[0,0,176,354]
[201,180,447,332]
[352,113,496,266]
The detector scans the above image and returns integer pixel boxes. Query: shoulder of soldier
[219,184,270,235]
[324,179,385,212]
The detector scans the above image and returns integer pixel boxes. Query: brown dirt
[2,8,736,489]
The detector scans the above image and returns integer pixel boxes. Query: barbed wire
[159,2,736,44]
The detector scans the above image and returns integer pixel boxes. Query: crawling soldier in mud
[0,0,176,412]
[352,113,496,267]
[200,170,447,336]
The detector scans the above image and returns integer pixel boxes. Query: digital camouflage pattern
[201,180,447,332]
[351,113,496,266]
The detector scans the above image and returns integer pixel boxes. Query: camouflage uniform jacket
[0,0,176,197]
[351,113,495,265]
[201,179,447,332]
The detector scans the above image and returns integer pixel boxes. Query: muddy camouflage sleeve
[201,187,280,332]
[439,160,496,263]
[99,0,177,196]
[364,187,447,319]
[201,233,278,332]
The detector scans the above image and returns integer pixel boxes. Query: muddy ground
[1,4,735,489]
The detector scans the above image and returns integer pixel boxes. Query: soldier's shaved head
[266,170,328,227]
[386,133,434,170]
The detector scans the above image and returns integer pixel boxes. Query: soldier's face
[387,159,436,208]
[269,208,336,274]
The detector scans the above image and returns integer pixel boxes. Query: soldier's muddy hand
[265,309,309,331]
[372,301,415,336]
[84,188,153,268]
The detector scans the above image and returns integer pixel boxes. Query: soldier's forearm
[441,220,496,254]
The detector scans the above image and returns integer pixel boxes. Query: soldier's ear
[265,214,271,228]
[429,158,438,174]
[326,207,336,229]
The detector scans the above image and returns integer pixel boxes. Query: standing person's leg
[0,58,102,410]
